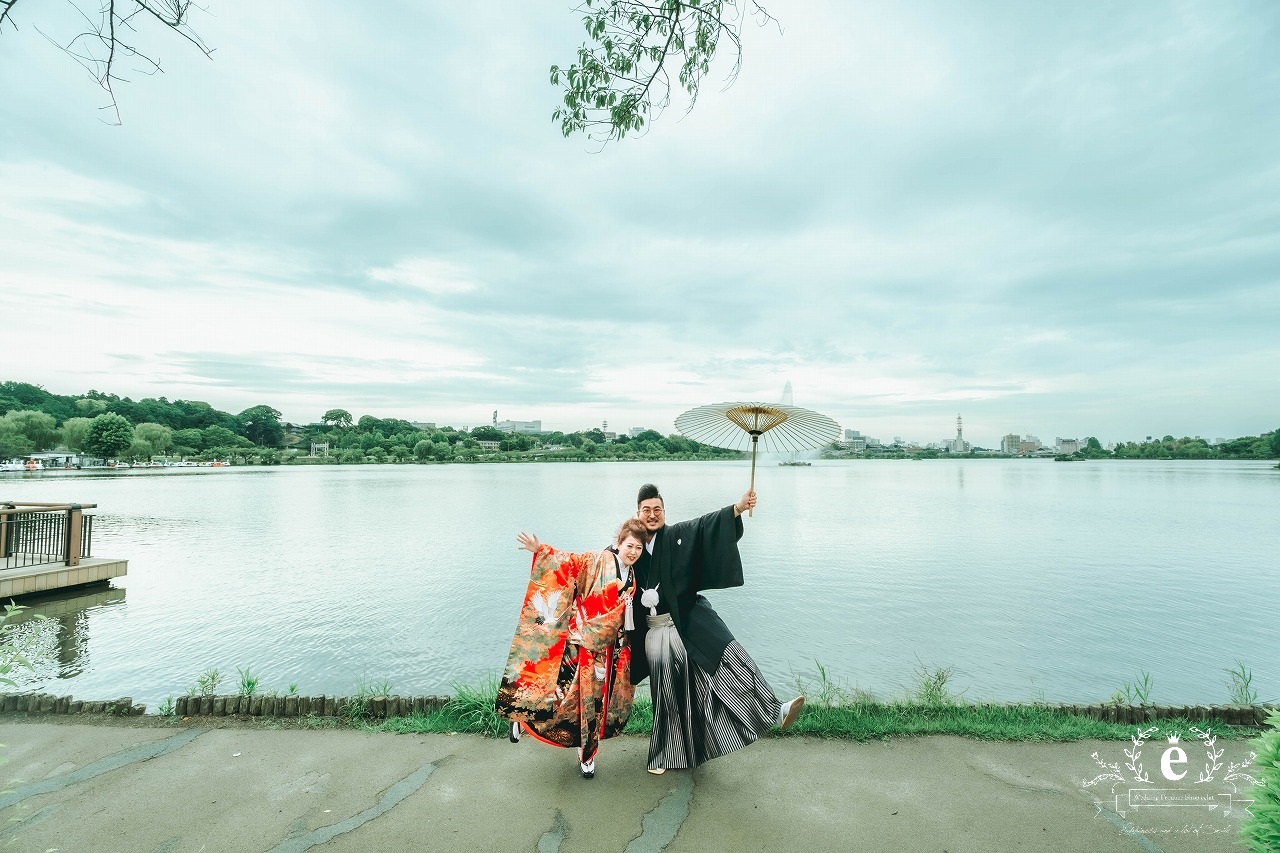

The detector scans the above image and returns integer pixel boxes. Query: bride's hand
[516,532,541,553]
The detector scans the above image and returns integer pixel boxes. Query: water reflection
[2,461,1279,708]
[3,585,126,684]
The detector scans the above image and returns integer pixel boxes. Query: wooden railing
[0,502,97,570]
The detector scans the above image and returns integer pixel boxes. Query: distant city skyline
[3,2,1277,444]
[5,374,1269,452]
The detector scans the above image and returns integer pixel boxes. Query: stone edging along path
[0,693,452,718]
[1,692,1276,727]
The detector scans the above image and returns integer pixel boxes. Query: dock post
[0,504,13,561]
[64,505,83,567]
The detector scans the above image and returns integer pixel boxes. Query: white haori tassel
[640,584,660,617]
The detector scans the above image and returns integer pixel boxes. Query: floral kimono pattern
[496,545,634,761]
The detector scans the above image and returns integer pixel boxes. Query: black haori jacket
[628,505,745,684]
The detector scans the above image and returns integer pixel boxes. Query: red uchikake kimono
[495,544,635,761]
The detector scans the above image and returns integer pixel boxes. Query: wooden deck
[0,557,127,598]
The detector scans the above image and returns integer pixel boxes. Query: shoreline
[2,690,1272,741]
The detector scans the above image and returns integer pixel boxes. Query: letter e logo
[1160,746,1187,781]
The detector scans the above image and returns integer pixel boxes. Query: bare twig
[6,0,213,124]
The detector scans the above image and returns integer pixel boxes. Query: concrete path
[0,720,1259,852]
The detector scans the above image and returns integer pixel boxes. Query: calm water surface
[3,459,1277,709]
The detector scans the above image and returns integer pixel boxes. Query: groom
[628,483,802,773]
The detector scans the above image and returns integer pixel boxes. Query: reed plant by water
[910,659,962,707]
[187,668,222,698]
[1226,661,1259,705]
[236,666,259,697]
[1109,670,1153,706]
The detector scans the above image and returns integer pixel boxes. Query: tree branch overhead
[551,0,777,143]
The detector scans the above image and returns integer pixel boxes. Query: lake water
[2,459,1277,710]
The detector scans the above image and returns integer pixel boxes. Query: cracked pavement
[0,721,1258,852]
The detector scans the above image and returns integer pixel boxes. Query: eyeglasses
[638,507,664,517]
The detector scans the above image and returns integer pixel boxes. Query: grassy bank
[367,681,1262,743]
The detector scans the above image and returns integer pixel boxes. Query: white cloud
[367,259,478,295]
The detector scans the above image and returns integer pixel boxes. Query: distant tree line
[827,432,1279,462]
[1081,433,1280,460]
[297,409,730,464]
[0,381,739,464]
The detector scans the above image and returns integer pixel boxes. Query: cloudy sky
[2,1,1277,447]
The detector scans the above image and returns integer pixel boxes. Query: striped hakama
[645,613,782,771]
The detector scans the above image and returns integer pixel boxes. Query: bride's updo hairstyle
[616,518,648,544]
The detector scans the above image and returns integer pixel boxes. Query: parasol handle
[748,434,758,517]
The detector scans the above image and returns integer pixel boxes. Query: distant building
[477,440,501,451]
[1018,438,1042,455]
[496,420,541,434]
[410,422,436,431]
[1056,437,1082,454]
[1000,434,1021,455]
[949,414,969,454]
[844,429,862,440]
[866,438,881,447]
[849,438,866,452]
[27,452,80,467]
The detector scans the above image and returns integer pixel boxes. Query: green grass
[372,675,505,737]
[623,698,653,735]
[350,659,1268,742]
[783,702,1257,742]
[362,674,1258,742]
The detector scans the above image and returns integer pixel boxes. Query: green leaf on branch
[550,0,777,143]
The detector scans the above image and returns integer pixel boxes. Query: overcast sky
[2,1,1277,447]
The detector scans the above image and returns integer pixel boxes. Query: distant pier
[0,501,127,597]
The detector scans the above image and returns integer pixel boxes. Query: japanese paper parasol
[674,402,841,515]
